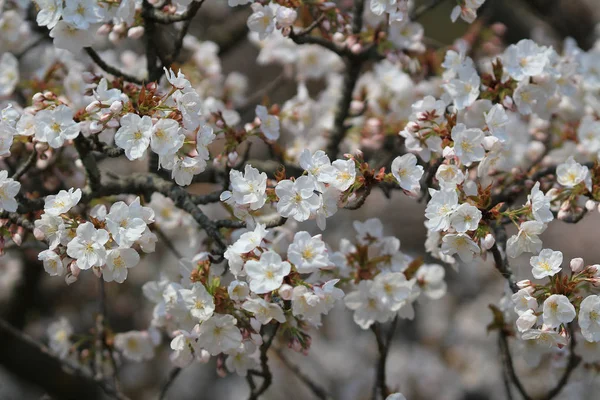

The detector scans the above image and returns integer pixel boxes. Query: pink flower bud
[92,266,102,278]
[109,101,123,114]
[85,101,101,114]
[97,24,112,36]
[100,113,113,124]
[108,31,121,44]
[279,284,293,300]
[350,43,362,54]
[332,32,345,43]
[481,233,495,250]
[570,258,584,273]
[32,92,45,104]
[517,280,531,289]
[127,26,145,40]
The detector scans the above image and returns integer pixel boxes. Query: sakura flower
[530,248,562,279]
[299,149,336,182]
[441,233,480,262]
[321,159,356,191]
[503,39,549,81]
[542,294,575,328]
[228,281,250,301]
[171,156,207,186]
[415,264,447,299]
[443,66,480,110]
[114,331,155,362]
[114,114,152,160]
[344,280,391,329]
[38,249,66,276]
[62,0,100,29]
[579,295,600,342]
[164,68,192,92]
[425,189,458,231]
[527,182,553,223]
[170,329,204,368]
[44,188,82,216]
[516,309,538,332]
[221,165,267,211]
[450,123,485,165]
[354,218,384,244]
[255,105,280,141]
[34,214,66,249]
[103,248,140,283]
[241,297,286,324]
[391,153,424,192]
[449,203,481,233]
[275,176,321,222]
[315,186,340,231]
[66,222,109,270]
[287,231,330,273]
[196,124,215,161]
[105,201,147,247]
[521,329,567,350]
[556,156,591,190]
[34,105,80,148]
[49,21,95,52]
[150,119,184,157]
[196,314,243,355]
[484,104,509,142]
[435,164,464,188]
[35,0,63,29]
[0,170,20,212]
[47,318,72,358]
[247,3,275,40]
[225,342,258,377]
[506,221,546,258]
[245,251,291,294]
[180,283,215,322]
[511,288,538,315]
[0,53,18,97]
[372,272,413,311]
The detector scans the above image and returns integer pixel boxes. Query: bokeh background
[1,0,600,399]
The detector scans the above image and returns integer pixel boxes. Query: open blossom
[114,331,155,362]
[321,159,356,191]
[105,201,147,247]
[170,329,204,368]
[345,280,392,329]
[44,188,82,216]
[171,156,207,186]
[255,105,280,140]
[49,21,95,52]
[197,314,243,355]
[556,156,591,189]
[415,264,447,299]
[180,283,215,322]
[0,53,18,97]
[35,0,63,29]
[103,248,140,283]
[391,153,423,192]
[245,251,291,294]
[287,231,329,273]
[450,123,485,165]
[449,203,481,233]
[542,294,575,328]
[151,119,184,157]
[506,221,546,258]
[372,272,413,311]
[484,104,509,142]
[35,214,66,249]
[579,295,600,342]
[441,233,480,262]
[530,248,562,279]
[0,170,20,212]
[247,3,275,40]
[443,66,480,110]
[241,297,285,325]
[226,342,258,377]
[221,164,267,211]
[34,105,80,148]
[38,249,66,276]
[516,309,537,332]
[527,182,553,223]
[299,149,336,182]
[503,39,549,81]
[425,189,458,231]
[512,288,538,315]
[276,176,320,222]
[115,114,152,160]
[66,222,109,270]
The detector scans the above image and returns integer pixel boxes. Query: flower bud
[517,279,531,289]
[108,31,121,44]
[109,101,123,114]
[482,136,499,150]
[65,273,78,285]
[442,146,455,159]
[127,26,145,39]
[97,24,112,36]
[586,200,597,211]
[32,92,45,105]
[276,7,297,28]
[332,32,345,43]
[85,101,101,114]
[570,257,584,273]
[278,283,293,300]
[92,266,102,278]
[481,233,495,250]
[350,43,362,54]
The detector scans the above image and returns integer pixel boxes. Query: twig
[275,350,332,400]
[247,323,280,400]
[84,48,144,85]
[154,225,183,259]
[498,330,533,400]
[158,367,182,400]
[410,0,448,21]
[11,150,37,181]
[370,316,397,400]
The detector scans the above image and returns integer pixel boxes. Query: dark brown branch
[275,350,332,400]
[247,323,280,400]
[370,316,397,400]
[84,48,144,85]
[11,150,37,181]
[158,367,182,400]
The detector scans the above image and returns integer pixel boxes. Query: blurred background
[1,0,600,399]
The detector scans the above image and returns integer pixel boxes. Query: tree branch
[84,48,144,85]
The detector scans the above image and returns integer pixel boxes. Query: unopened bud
[97,24,112,36]
[442,146,455,159]
[481,233,495,250]
[109,101,123,114]
[127,26,145,40]
[332,32,345,43]
[32,92,45,104]
[279,283,293,300]
[517,279,531,289]
[108,31,121,44]
[586,200,597,211]
[350,43,362,54]
[570,257,584,273]
[85,101,101,114]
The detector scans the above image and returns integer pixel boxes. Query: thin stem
[158,367,182,400]
[84,48,144,84]
[275,350,332,400]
